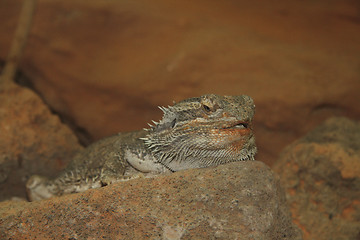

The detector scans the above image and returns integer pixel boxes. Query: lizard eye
[202,104,212,113]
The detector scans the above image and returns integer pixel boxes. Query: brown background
[1,0,360,166]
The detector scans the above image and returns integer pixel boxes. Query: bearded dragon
[26,94,256,201]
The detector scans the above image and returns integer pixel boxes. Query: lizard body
[26,94,256,201]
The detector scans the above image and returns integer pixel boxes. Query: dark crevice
[1,61,92,146]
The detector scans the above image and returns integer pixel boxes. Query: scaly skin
[26,94,256,201]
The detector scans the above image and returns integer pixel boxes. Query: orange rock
[273,117,360,240]
[0,84,82,200]
[0,161,302,239]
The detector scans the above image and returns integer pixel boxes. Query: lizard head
[142,94,257,171]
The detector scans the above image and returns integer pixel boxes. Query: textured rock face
[0,84,83,201]
[1,0,360,165]
[273,117,360,240]
[0,161,302,239]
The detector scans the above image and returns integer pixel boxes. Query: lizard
[26,94,257,201]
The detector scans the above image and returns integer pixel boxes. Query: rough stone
[0,83,83,201]
[1,0,359,164]
[273,117,360,240]
[0,161,302,240]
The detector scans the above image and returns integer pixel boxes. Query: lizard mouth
[223,121,250,130]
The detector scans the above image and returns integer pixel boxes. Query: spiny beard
[142,126,257,171]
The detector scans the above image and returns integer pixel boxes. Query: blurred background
[1,0,359,167]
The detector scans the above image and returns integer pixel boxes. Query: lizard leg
[26,175,58,201]
[98,152,138,186]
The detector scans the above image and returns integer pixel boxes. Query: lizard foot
[100,173,145,186]
[26,175,56,201]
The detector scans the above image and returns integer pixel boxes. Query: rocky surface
[1,0,359,164]
[0,83,83,201]
[273,117,360,240]
[1,0,359,237]
[0,161,302,239]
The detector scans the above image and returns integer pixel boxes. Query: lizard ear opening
[157,117,176,130]
[170,118,176,128]
[152,106,177,132]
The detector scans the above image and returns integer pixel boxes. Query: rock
[1,0,360,165]
[273,117,360,240]
[0,161,302,239]
[0,84,83,201]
